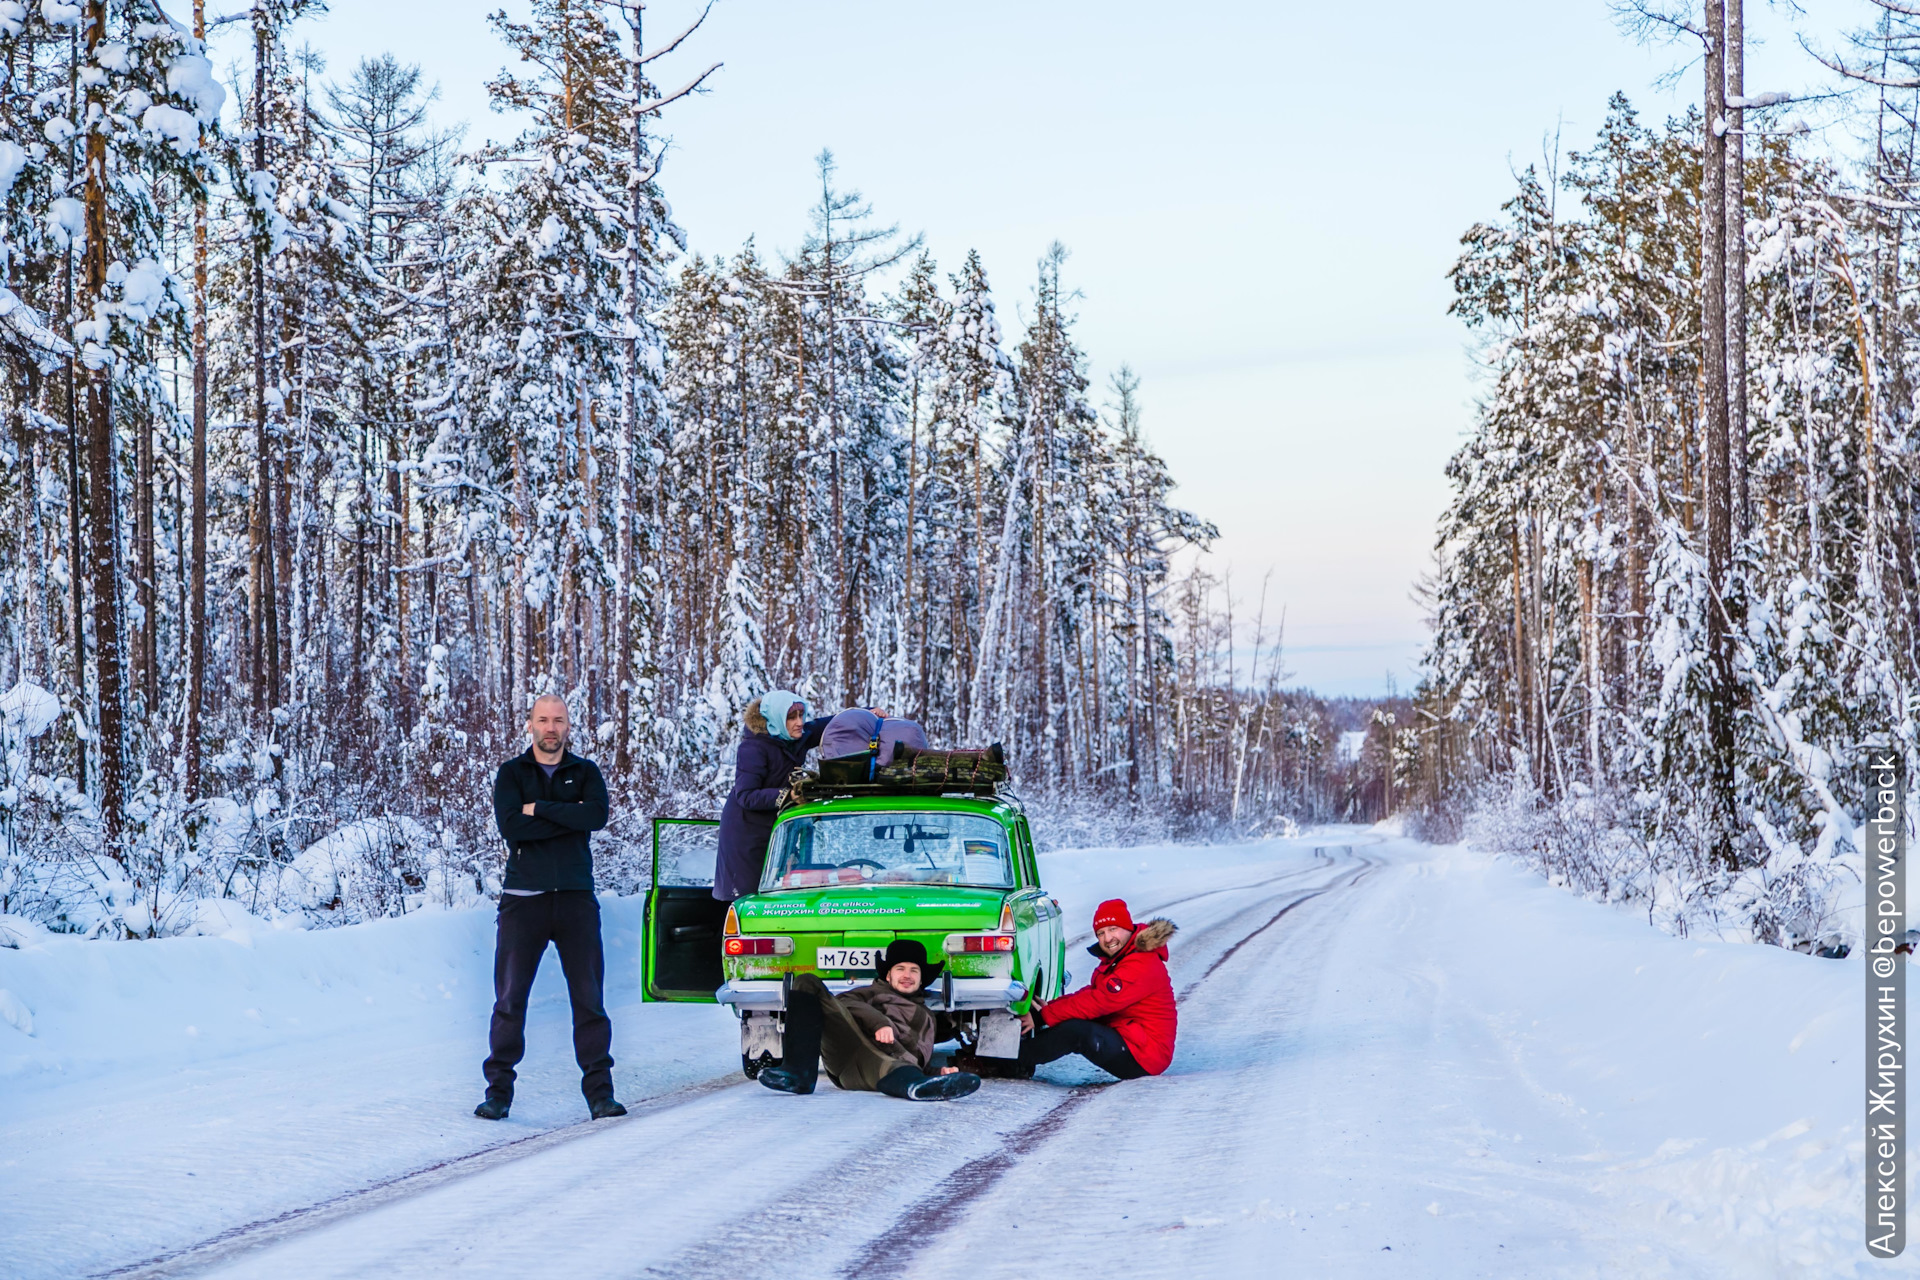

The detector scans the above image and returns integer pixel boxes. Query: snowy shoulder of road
[0,828,1902,1279]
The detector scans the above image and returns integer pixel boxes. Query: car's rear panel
[724,885,1010,981]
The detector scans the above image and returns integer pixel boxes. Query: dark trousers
[782,984,826,1087]
[781,986,930,1098]
[1018,1017,1147,1080]
[483,891,614,1102]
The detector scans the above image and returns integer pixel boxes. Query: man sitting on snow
[759,940,983,1101]
[1018,898,1178,1080]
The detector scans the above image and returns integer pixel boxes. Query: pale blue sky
[248,0,1859,696]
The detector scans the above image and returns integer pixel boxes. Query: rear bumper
[716,979,857,1010]
[715,976,1028,1013]
[929,976,1028,1012]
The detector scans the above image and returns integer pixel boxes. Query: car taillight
[999,901,1016,932]
[724,905,740,937]
[945,933,1015,954]
[723,936,794,956]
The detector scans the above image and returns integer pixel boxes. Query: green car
[642,794,1067,1077]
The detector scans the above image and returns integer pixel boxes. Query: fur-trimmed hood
[1133,917,1178,955]
[742,697,768,736]
[1085,917,1177,960]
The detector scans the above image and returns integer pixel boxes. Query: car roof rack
[782,773,1006,806]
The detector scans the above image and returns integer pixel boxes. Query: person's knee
[790,972,832,1002]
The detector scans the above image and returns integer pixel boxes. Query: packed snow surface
[0,828,1904,1278]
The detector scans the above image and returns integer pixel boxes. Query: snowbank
[0,892,508,1086]
[1400,840,1890,1274]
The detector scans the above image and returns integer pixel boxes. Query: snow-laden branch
[638,1,713,64]
[410,378,459,414]
[0,287,74,371]
[1801,34,1920,90]
[1829,190,1920,213]
[389,553,466,576]
[635,63,721,116]
[1610,0,1708,45]
[353,252,450,310]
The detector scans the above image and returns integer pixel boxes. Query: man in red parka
[1017,899,1178,1079]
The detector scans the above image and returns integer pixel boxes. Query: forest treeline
[0,1,1384,935]
[1405,3,1920,950]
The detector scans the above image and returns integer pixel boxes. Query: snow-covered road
[1,830,1894,1278]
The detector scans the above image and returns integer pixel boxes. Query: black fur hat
[878,938,943,989]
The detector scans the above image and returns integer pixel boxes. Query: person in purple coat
[714,690,830,900]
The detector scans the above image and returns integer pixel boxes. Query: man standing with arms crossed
[476,694,625,1121]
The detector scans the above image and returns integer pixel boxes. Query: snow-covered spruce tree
[322,53,452,759]
[473,0,699,791]
[694,559,769,802]
[765,150,915,707]
[890,249,949,720]
[1105,366,1215,802]
[0,0,223,929]
[1419,93,1907,948]
[1013,242,1098,787]
[933,248,1013,741]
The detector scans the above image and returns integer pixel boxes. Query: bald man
[477,695,621,1121]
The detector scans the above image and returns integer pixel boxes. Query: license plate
[815,947,879,971]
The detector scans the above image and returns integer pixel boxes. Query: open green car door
[643,818,725,1002]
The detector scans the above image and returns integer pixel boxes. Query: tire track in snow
[1181,857,1376,997]
[833,853,1378,1279]
[89,1070,749,1280]
[1057,842,1356,952]
[634,1081,1099,1280]
[837,1085,1108,1280]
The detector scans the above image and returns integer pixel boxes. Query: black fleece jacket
[492,749,609,891]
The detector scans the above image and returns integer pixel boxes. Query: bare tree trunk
[616,9,642,773]
[252,4,281,722]
[904,365,919,719]
[82,0,124,849]
[137,397,154,712]
[966,432,1027,746]
[23,422,51,684]
[821,207,851,702]
[1511,520,1530,783]
[512,439,529,714]
[1727,0,1749,539]
[1582,486,1602,785]
[1702,0,1737,869]
[63,27,86,793]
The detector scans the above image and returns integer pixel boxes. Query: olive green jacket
[792,973,936,1091]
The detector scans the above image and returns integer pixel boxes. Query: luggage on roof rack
[784,744,1009,806]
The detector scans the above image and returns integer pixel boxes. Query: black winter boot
[954,1049,1034,1080]
[759,1067,816,1095]
[589,1097,627,1119]
[474,1096,511,1121]
[906,1072,981,1101]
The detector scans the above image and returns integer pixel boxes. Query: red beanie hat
[1092,899,1135,932]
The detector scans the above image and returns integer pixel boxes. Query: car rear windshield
[762,813,1018,891]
